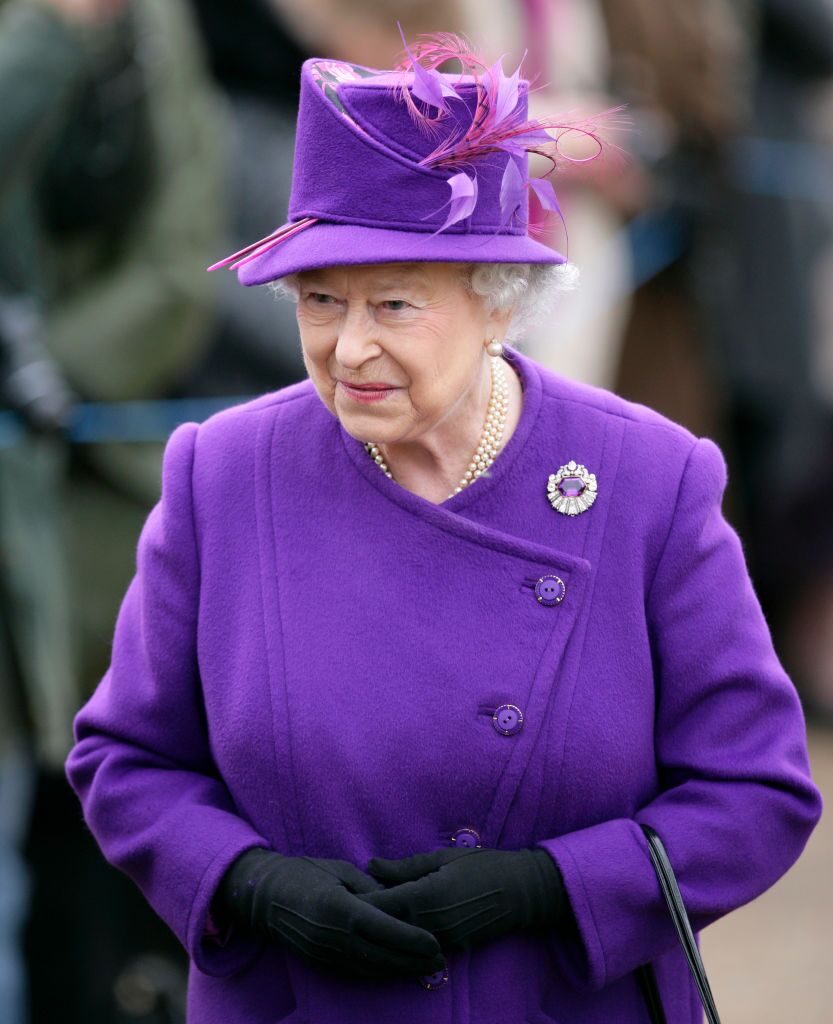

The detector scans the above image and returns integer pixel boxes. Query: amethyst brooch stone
[547,460,598,516]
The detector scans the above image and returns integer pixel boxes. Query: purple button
[534,575,566,606]
[418,965,449,989]
[451,827,481,848]
[493,704,523,736]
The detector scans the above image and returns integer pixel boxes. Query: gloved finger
[282,925,442,978]
[341,891,442,959]
[354,883,422,922]
[335,863,387,895]
[367,848,470,884]
[337,932,446,979]
[297,857,385,895]
[305,943,446,982]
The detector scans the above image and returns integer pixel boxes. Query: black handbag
[635,824,722,1024]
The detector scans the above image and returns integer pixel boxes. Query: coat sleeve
[534,436,824,992]
[64,422,272,977]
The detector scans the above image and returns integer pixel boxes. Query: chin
[336,414,377,442]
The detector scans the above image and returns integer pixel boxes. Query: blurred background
[0,0,831,1020]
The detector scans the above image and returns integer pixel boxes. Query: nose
[334,304,383,368]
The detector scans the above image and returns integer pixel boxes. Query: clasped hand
[214,844,565,982]
[359,846,566,953]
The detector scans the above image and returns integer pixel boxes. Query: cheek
[401,363,458,419]
[298,345,339,413]
[410,334,476,392]
[298,327,334,379]
[398,333,476,408]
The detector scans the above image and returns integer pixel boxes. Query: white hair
[462,262,579,342]
[268,261,579,343]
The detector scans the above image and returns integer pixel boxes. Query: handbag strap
[639,823,722,1024]
[636,962,667,1024]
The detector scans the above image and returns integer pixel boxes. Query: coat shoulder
[196,377,321,440]
[184,378,325,492]
[534,360,707,469]
[531,362,731,598]
[200,377,319,429]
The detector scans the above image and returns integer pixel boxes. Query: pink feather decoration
[389,27,625,173]
[389,26,627,246]
[386,26,492,138]
[395,22,461,113]
[207,218,318,272]
[528,176,568,248]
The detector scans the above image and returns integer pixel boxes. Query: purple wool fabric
[65,344,822,1024]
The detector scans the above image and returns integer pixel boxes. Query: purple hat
[209,30,610,286]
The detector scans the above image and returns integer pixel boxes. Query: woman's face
[295,261,511,446]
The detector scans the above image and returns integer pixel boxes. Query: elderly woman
[65,33,822,1024]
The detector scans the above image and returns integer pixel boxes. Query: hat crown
[326,64,529,164]
[287,59,531,235]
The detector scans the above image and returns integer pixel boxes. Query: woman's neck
[376,357,524,504]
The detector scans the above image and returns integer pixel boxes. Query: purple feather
[421,172,479,236]
[440,172,479,230]
[500,158,526,223]
[529,177,561,214]
[482,56,521,125]
[529,177,568,247]
[496,127,553,156]
[397,22,460,111]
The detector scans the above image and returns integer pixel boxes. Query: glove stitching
[270,901,350,934]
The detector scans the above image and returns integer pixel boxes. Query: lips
[341,382,397,390]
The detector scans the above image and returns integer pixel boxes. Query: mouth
[338,380,401,403]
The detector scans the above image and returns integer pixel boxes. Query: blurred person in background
[0,3,105,1021]
[181,0,310,398]
[602,0,757,450]
[0,0,227,1019]
[602,0,833,726]
[268,0,465,68]
[0,289,74,1024]
[715,0,833,725]
[458,0,645,391]
[797,2,833,726]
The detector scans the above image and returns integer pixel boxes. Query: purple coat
[65,343,823,1024]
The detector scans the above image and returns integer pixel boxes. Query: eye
[308,292,337,304]
[381,299,410,311]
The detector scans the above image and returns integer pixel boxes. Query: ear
[484,301,514,341]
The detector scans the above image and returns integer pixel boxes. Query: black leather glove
[212,847,446,980]
[357,846,568,953]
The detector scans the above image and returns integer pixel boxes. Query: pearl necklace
[363,356,510,500]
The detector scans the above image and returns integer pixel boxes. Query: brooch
[547,460,597,516]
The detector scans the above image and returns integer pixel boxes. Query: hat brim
[235,221,567,286]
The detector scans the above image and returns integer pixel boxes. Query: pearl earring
[486,338,504,357]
